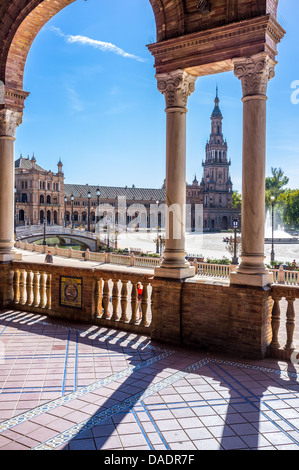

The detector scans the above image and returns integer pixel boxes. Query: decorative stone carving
[233,53,276,97]
[156,70,197,109]
[0,109,23,138]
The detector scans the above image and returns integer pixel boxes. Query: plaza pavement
[0,307,298,451]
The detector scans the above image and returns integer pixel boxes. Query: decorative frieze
[233,53,276,97]
[156,70,196,109]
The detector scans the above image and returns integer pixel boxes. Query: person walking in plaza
[44,251,53,264]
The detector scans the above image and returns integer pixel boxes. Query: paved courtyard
[0,309,299,451]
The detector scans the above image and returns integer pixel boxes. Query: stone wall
[152,277,274,359]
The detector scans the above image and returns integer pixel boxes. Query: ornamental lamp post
[232,218,239,265]
[43,218,47,246]
[96,188,100,216]
[87,190,91,232]
[270,195,276,263]
[64,196,67,228]
[71,194,74,229]
[156,200,160,254]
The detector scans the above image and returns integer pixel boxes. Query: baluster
[120,281,129,322]
[130,282,139,324]
[270,296,281,350]
[140,282,150,327]
[33,271,39,307]
[102,279,110,319]
[39,272,46,308]
[13,269,20,304]
[45,274,52,310]
[285,297,296,351]
[26,271,33,307]
[95,279,103,317]
[19,269,26,305]
[111,280,119,321]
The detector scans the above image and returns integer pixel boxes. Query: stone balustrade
[10,261,153,335]
[268,285,299,361]
[8,259,299,361]
[13,241,299,286]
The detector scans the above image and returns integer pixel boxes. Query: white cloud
[49,26,146,63]
[65,86,85,113]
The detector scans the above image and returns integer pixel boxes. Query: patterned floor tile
[0,310,299,451]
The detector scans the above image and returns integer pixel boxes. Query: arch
[1,0,176,91]
[46,195,51,204]
[46,210,51,224]
[222,215,228,231]
[19,209,25,223]
[40,194,44,204]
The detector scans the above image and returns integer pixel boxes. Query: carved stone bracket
[156,70,197,110]
[233,53,277,97]
[0,109,23,138]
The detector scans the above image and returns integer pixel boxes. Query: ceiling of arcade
[0,0,284,111]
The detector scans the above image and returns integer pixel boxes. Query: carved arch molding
[0,0,283,110]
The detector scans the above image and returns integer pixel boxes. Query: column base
[230,270,273,287]
[0,251,22,263]
[154,265,195,280]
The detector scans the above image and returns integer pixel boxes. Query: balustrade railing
[268,285,299,360]
[193,260,231,279]
[10,261,153,332]
[13,241,299,286]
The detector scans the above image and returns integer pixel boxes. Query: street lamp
[64,196,67,228]
[232,218,239,265]
[14,187,17,236]
[156,200,160,254]
[270,195,276,263]
[87,190,91,232]
[43,218,47,245]
[71,194,74,229]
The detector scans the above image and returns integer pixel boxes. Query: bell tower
[202,87,232,210]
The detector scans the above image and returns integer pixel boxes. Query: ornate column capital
[233,53,277,98]
[156,70,197,110]
[0,109,23,138]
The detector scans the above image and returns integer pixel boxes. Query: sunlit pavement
[0,309,299,451]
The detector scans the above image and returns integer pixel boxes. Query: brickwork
[0,263,14,307]
[151,278,183,345]
[0,1,283,96]
[152,278,274,359]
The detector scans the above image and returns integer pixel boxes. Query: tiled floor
[0,309,299,451]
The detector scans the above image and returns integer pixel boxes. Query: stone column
[0,109,23,262]
[230,53,276,287]
[154,69,196,279]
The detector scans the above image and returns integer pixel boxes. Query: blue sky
[16,0,299,193]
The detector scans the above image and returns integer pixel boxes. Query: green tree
[232,191,242,209]
[265,167,289,207]
[277,190,299,228]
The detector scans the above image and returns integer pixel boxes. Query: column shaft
[0,109,22,262]
[231,53,276,287]
[154,70,196,279]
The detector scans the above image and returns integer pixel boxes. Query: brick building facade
[15,91,239,231]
